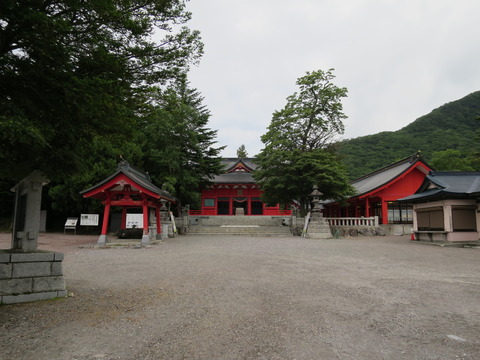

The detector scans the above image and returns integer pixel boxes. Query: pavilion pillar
[248,197,252,216]
[381,199,388,225]
[121,207,127,229]
[365,198,370,217]
[98,200,111,245]
[141,200,150,246]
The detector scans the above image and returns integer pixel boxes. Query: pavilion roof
[81,161,176,202]
[211,158,257,184]
[399,171,480,203]
[350,152,430,198]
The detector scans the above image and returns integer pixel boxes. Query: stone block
[0,263,12,279]
[57,290,68,298]
[50,262,63,276]
[1,291,59,305]
[11,252,54,263]
[0,278,33,295]
[0,253,11,263]
[33,276,65,292]
[54,253,64,261]
[12,262,51,278]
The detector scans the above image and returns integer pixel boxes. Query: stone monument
[305,185,333,239]
[1,171,67,304]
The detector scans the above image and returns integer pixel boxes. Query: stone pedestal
[0,251,67,305]
[306,217,333,239]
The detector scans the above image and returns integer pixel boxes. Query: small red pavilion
[323,153,431,224]
[81,161,176,245]
[193,158,288,216]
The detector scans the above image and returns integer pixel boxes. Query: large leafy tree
[141,77,225,211]
[254,69,353,214]
[265,69,348,151]
[0,0,203,180]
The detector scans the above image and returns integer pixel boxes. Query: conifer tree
[141,77,225,211]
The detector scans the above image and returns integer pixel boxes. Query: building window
[204,198,215,207]
[388,202,413,224]
[452,207,476,231]
[417,207,444,231]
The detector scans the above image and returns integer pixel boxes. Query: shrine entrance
[217,199,229,215]
[81,161,175,245]
[233,197,247,215]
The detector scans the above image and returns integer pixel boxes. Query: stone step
[190,215,287,227]
[187,225,292,237]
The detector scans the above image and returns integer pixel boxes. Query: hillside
[339,91,480,179]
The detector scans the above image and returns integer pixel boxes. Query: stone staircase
[187,216,292,237]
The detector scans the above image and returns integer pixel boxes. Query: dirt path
[1,233,479,359]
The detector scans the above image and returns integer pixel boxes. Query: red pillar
[247,196,252,215]
[365,198,370,217]
[381,199,388,224]
[101,200,111,236]
[142,201,149,235]
[121,207,127,229]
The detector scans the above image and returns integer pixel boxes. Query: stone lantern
[310,185,324,221]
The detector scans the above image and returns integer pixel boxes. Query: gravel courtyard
[1,232,479,360]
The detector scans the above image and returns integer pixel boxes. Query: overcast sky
[184,0,480,157]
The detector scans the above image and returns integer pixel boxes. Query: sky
[184,0,480,157]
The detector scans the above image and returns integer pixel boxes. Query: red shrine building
[81,161,176,245]
[323,153,431,225]
[192,158,289,216]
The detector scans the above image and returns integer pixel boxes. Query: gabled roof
[399,171,480,203]
[351,152,430,198]
[81,161,176,202]
[211,158,257,184]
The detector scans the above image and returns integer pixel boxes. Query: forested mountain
[339,91,480,179]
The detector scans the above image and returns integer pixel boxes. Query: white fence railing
[325,216,379,227]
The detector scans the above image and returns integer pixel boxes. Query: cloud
[186,0,480,156]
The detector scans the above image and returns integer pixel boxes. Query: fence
[325,216,379,227]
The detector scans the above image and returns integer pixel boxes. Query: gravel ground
[1,232,479,360]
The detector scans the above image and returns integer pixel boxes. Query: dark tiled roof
[211,171,256,184]
[220,158,257,172]
[399,171,480,202]
[211,158,257,184]
[81,161,176,202]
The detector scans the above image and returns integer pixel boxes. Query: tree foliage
[431,149,475,171]
[262,69,347,152]
[236,144,248,158]
[254,149,354,214]
[0,0,203,180]
[255,69,353,214]
[140,77,225,211]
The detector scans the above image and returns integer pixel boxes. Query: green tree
[431,149,475,171]
[254,149,354,214]
[254,69,353,214]
[0,0,203,180]
[236,144,248,158]
[141,78,225,212]
[264,69,348,151]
